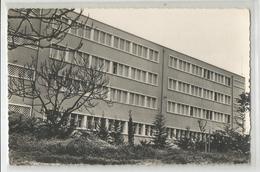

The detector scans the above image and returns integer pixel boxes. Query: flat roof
[73,10,245,79]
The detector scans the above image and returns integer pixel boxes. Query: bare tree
[8,8,90,50]
[9,54,110,136]
[198,119,207,133]
[8,8,110,136]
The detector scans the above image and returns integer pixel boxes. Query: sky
[83,9,250,91]
[83,9,250,131]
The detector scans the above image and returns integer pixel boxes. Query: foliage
[9,132,250,165]
[128,110,134,146]
[152,113,168,148]
[211,126,250,154]
[96,118,110,142]
[235,92,250,134]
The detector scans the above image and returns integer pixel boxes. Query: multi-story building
[8,10,245,143]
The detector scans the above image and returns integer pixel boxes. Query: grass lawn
[9,133,250,165]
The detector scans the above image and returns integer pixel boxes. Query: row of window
[168,78,231,105]
[114,36,131,52]
[166,128,211,140]
[56,20,160,63]
[169,56,231,86]
[50,47,158,86]
[110,87,157,109]
[167,101,231,123]
[94,29,113,47]
[71,114,127,133]
[70,113,213,140]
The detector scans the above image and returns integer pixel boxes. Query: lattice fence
[8,104,31,116]
[8,64,34,80]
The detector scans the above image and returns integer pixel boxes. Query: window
[145,125,149,136]
[167,101,176,113]
[84,26,91,39]
[122,91,127,103]
[146,97,151,107]
[99,31,106,44]
[129,93,134,105]
[113,62,117,74]
[104,60,110,73]
[154,51,159,61]
[131,68,136,79]
[93,29,99,42]
[140,95,145,106]
[119,38,125,50]
[149,49,153,60]
[190,107,193,116]
[125,41,130,52]
[143,47,148,58]
[123,66,129,77]
[114,36,119,48]
[138,124,143,135]
[138,45,142,56]
[118,64,123,76]
[105,34,112,46]
[136,69,141,81]
[153,74,158,85]
[87,116,93,129]
[132,43,137,55]
[77,115,83,128]
[141,71,146,82]
[148,73,153,84]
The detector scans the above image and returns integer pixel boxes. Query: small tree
[97,118,109,141]
[128,110,134,146]
[152,113,168,148]
[111,120,124,145]
[236,92,250,134]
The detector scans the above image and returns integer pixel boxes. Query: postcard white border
[1,0,260,172]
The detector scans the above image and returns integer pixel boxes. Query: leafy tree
[8,8,110,137]
[111,120,124,145]
[236,92,250,134]
[128,110,134,146]
[97,118,110,141]
[152,113,168,148]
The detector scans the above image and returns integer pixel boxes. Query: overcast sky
[83,9,250,91]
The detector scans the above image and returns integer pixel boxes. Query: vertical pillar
[109,61,113,74]
[75,114,79,127]
[105,118,109,129]
[82,115,87,129]
[90,28,94,40]
[123,121,128,134]
[142,124,146,136]
[147,125,151,137]
[89,55,92,68]
[111,36,114,47]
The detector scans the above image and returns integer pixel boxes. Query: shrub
[211,128,250,154]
